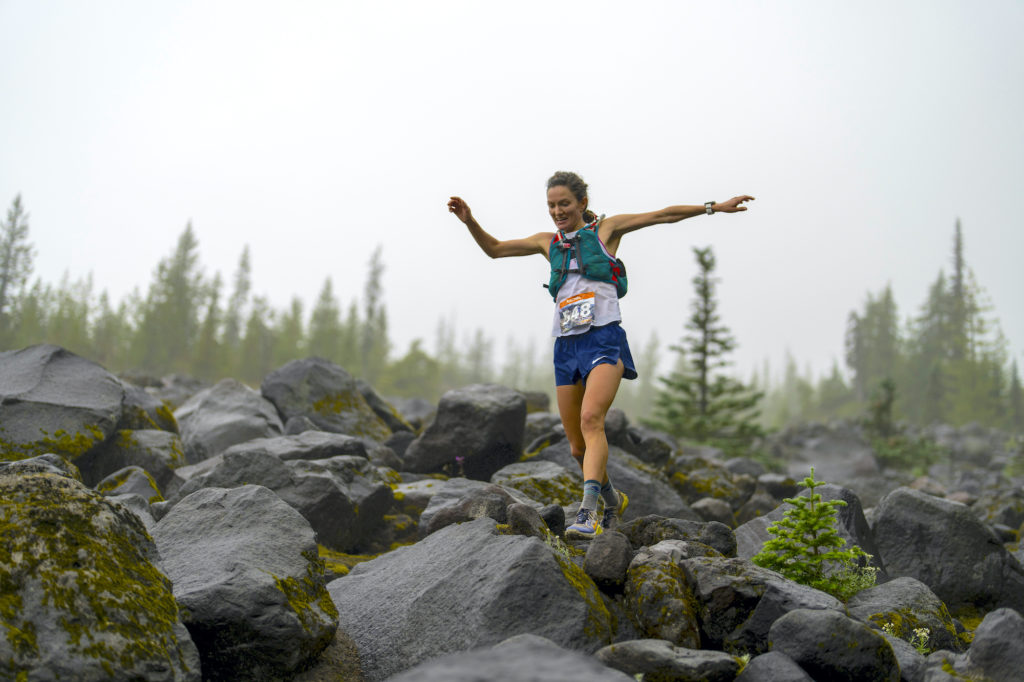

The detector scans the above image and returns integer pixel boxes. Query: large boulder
[152,485,338,680]
[595,639,741,682]
[355,378,413,433]
[171,450,393,552]
[491,460,581,506]
[326,517,614,681]
[1,463,200,681]
[218,430,369,462]
[847,576,967,653]
[117,381,179,432]
[681,556,843,654]
[174,379,283,463]
[622,547,701,647]
[873,486,1024,614]
[963,607,1024,682]
[768,608,900,682]
[0,344,124,462]
[261,357,391,441]
[74,429,186,491]
[414,477,540,532]
[388,634,633,682]
[403,384,526,479]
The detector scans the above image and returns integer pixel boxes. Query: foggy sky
[2,1,1022,382]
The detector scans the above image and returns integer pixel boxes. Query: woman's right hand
[448,196,472,223]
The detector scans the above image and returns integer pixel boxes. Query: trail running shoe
[565,508,602,540]
[602,490,629,532]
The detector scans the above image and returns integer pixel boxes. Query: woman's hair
[547,171,597,224]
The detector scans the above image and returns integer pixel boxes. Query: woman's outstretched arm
[448,196,551,259]
[599,195,755,251]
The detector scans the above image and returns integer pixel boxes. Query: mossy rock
[0,470,199,680]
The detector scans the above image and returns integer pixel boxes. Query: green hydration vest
[545,217,628,300]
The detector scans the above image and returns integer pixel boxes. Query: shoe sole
[565,526,601,540]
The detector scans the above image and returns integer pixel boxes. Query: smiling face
[547,185,587,232]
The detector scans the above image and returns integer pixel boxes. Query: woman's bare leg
[578,360,624,483]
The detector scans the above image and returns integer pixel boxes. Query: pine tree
[360,245,389,383]
[307,277,342,362]
[647,246,763,454]
[272,297,306,368]
[193,273,223,380]
[1006,360,1023,434]
[221,246,252,372]
[238,296,275,384]
[0,195,35,346]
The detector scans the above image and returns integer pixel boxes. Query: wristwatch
[705,201,716,215]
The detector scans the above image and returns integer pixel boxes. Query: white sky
[2,1,1022,382]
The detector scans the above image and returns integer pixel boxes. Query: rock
[0,453,82,481]
[117,381,179,432]
[972,487,1024,529]
[75,429,186,492]
[108,493,158,533]
[1,468,200,681]
[150,374,208,409]
[735,491,779,525]
[387,396,435,430]
[387,634,633,682]
[327,518,614,681]
[725,457,767,478]
[506,502,550,539]
[152,485,337,680]
[756,472,799,499]
[963,607,1024,682]
[524,412,563,448]
[355,378,413,433]
[172,450,393,552]
[735,651,814,681]
[584,531,634,593]
[735,483,884,578]
[520,390,551,414]
[616,425,676,467]
[174,378,284,463]
[403,384,526,479]
[384,429,416,458]
[692,497,735,527]
[420,484,517,537]
[261,357,391,441]
[768,608,900,682]
[95,465,163,502]
[603,407,629,444]
[491,460,580,506]
[416,477,540,531]
[879,631,927,682]
[595,639,741,682]
[284,415,319,434]
[619,515,736,557]
[623,549,701,647]
[219,430,369,461]
[669,465,748,509]
[540,503,567,535]
[847,576,967,652]
[0,344,123,462]
[873,486,1024,614]
[681,556,843,654]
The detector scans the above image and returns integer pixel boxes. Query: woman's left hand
[715,195,756,213]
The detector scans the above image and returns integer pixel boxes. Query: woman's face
[547,185,587,232]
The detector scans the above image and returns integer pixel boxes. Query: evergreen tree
[463,328,494,384]
[0,195,35,346]
[222,246,251,373]
[133,223,205,373]
[48,271,93,356]
[272,297,306,368]
[91,291,131,370]
[845,285,900,403]
[1007,360,1024,433]
[238,295,275,384]
[360,245,389,382]
[647,246,763,454]
[193,273,223,380]
[307,278,342,362]
[381,339,441,399]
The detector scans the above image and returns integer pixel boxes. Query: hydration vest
[545,218,628,300]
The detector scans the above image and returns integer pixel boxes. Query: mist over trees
[1,194,1021,434]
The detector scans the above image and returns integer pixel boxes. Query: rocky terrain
[2,343,1023,681]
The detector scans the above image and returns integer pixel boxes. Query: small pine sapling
[752,468,876,600]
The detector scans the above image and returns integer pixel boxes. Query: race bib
[559,292,595,334]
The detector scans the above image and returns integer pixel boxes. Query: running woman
[448,171,753,539]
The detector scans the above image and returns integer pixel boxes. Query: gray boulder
[735,651,813,682]
[326,517,614,681]
[585,531,634,593]
[117,381,179,432]
[619,515,736,557]
[1,468,200,681]
[416,476,541,531]
[681,556,843,654]
[174,378,283,463]
[152,485,337,680]
[388,634,633,682]
[96,465,163,502]
[492,459,581,506]
[0,344,123,462]
[0,452,82,480]
[768,608,900,682]
[623,549,701,647]
[615,424,676,467]
[355,378,413,433]
[403,383,526,479]
[420,484,518,536]
[873,486,1024,613]
[172,450,393,552]
[219,430,369,461]
[596,639,740,682]
[847,576,967,652]
[75,429,186,491]
[261,357,391,441]
[963,607,1024,682]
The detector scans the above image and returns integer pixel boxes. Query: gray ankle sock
[581,479,601,511]
[600,479,619,508]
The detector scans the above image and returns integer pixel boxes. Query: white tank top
[550,228,622,337]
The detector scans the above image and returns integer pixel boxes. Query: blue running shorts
[553,322,638,387]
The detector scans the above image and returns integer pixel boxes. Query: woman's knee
[580,407,606,435]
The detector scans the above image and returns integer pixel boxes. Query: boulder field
[2,345,1023,681]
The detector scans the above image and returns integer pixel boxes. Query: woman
[448,171,753,539]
